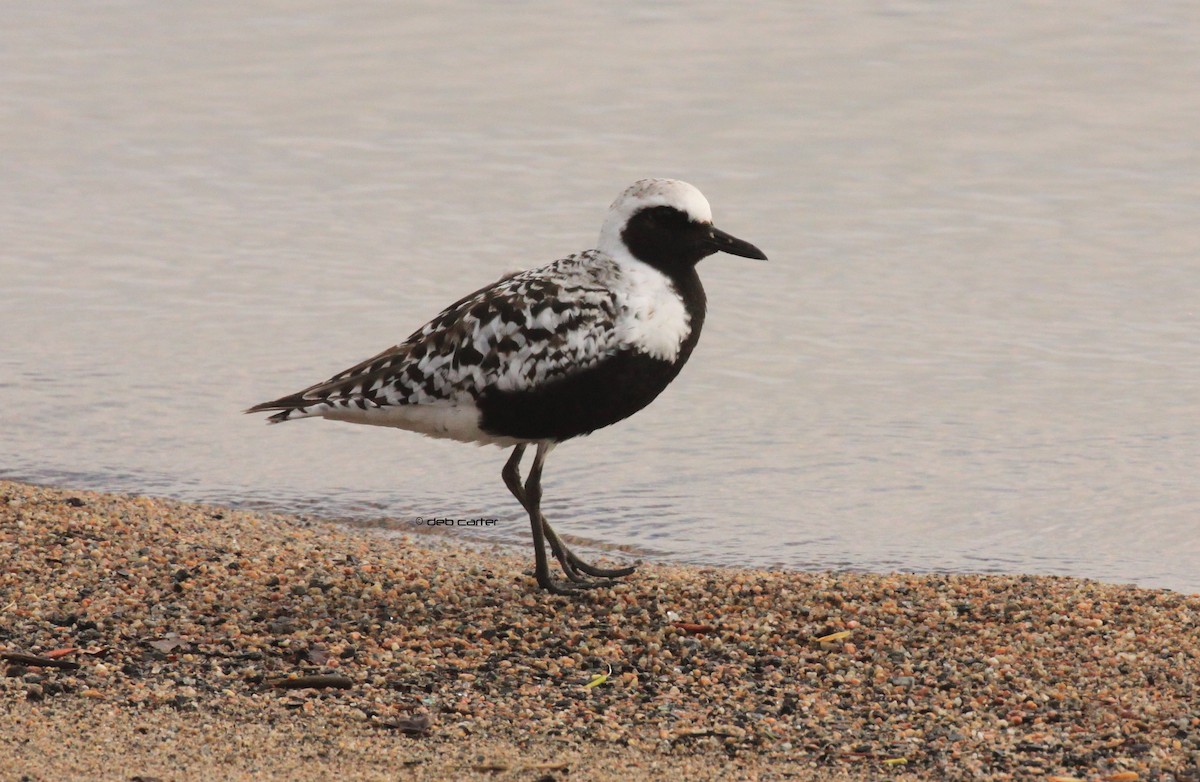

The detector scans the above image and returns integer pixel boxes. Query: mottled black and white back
[248,178,766,593]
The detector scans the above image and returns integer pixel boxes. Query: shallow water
[3,1,1198,592]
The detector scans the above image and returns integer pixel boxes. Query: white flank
[324,402,527,447]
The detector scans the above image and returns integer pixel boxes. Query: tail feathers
[244,395,320,424]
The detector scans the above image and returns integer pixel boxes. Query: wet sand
[2,480,1197,781]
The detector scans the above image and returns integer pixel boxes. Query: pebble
[2,480,1199,782]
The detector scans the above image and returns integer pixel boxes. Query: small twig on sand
[1,651,82,670]
[266,674,352,690]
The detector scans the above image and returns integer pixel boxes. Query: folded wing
[246,253,623,424]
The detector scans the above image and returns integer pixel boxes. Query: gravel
[2,480,1199,781]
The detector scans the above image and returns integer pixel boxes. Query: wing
[246,252,623,422]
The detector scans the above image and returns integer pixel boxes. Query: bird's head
[598,179,767,272]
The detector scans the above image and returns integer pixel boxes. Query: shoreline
[2,479,1198,781]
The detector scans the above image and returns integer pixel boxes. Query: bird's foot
[545,533,637,581]
[535,571,621,594]
[564,552,637,579]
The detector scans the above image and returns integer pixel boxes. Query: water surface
[2,2,1198,592]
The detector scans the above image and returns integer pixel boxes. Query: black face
[621,205,767,274]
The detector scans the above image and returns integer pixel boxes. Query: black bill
[705,226,768,260]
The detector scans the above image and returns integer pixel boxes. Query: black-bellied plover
[247,179,766,594]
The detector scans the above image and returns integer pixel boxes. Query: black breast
[477,350,683,442]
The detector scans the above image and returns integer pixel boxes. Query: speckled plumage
[271,254,621,407]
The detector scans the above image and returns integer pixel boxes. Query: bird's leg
[525,443,622,592]
[512,444,634,580]
[503,445,590,584]
[501,444,528,505]
[504,443,628,591]
[523,443,574,593]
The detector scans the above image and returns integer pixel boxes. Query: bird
[247,178,767,594]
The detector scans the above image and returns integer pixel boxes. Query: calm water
[3,2,1198,592]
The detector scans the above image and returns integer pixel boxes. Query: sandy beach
[2,479,1197,781]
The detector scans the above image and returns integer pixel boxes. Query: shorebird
[247,179,766,594]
